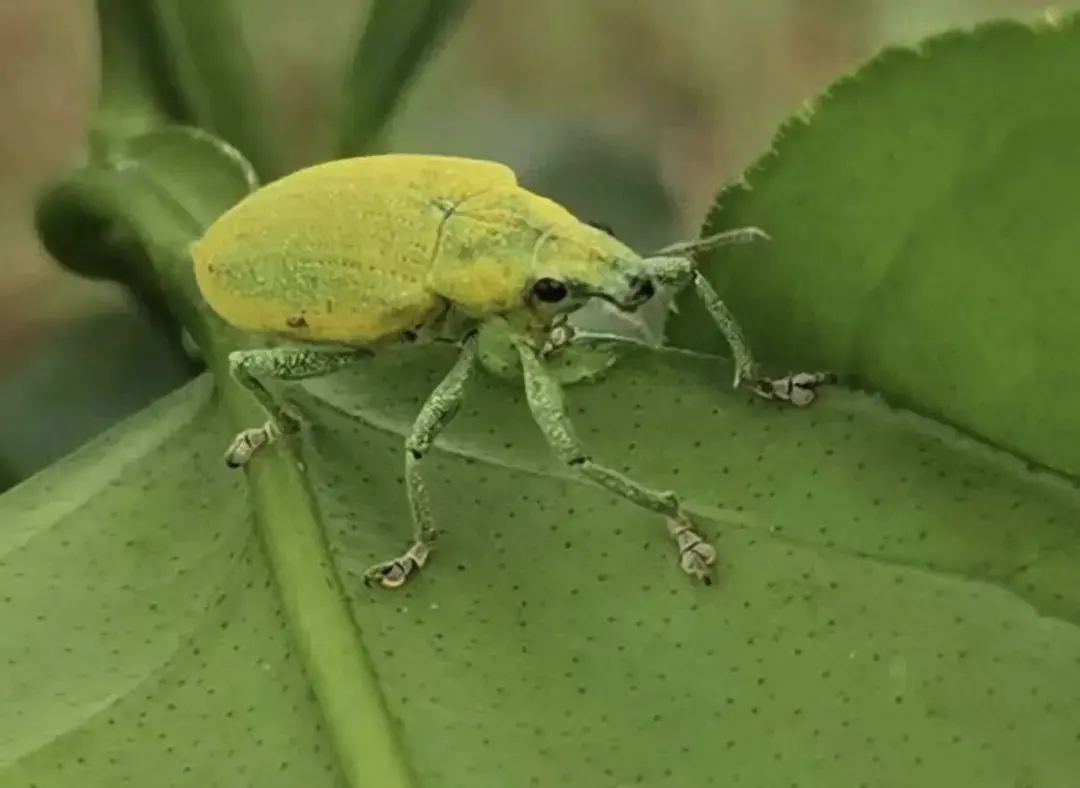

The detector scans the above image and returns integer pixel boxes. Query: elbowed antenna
[651,226,770,258]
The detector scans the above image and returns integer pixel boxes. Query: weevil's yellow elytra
[194,154,522,343]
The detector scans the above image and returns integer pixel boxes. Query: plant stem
[335,0,473,157]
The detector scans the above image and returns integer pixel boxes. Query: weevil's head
[524,221,666,325]
[523,221,769,329]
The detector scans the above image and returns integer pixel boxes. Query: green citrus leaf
[4,341,1079,786]
[666,12,1080,478]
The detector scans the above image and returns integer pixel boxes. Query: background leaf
[665,12,1080,478]
[0,308,196,478]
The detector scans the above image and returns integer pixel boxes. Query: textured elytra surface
[193,152,637,345]
[666,13,1080,479]
[192,155,513,343]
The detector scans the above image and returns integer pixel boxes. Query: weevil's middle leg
[225,347,368,467]
[363,334,480,590]
[514,337,717,584]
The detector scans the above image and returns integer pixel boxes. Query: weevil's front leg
[226,347,368,466]
[748,370,836,407]
[513,336,717,584]
[687,271,834,405]
[686,270,758,388]
[640,255,760,388]
[542,320,833,409]
[540,325,652,358]
[363,335,480,590]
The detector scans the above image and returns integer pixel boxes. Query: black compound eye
[629,276,655,301]
[531,277,569,303]
[587,220,616,238]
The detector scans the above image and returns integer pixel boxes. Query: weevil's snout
[628,275,656,303]
[611,274,657,311]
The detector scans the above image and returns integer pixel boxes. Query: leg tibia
[224,347,367,467]
[229,346,368,381]
[364,336,479,589]
[569,457,680,519]
[572,457,717,583]
[514,335,717,584]
[689,271,758,388]
[686,274,835,406]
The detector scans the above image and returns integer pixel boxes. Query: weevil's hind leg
[513,336,716,584]
[225,347,368,467]
[687,272,833,407]
[363,335,480,590]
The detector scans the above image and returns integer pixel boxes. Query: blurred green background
[0,0,1068,487]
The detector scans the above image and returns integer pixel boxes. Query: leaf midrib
[215,371,419,787]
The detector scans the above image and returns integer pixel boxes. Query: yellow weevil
[193,154,830,589]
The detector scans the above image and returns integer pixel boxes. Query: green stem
[92,0,179,143]
[92,0,283,180]
[224,384,420,788]
[146,0,284,180]
[334,0,474,156]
